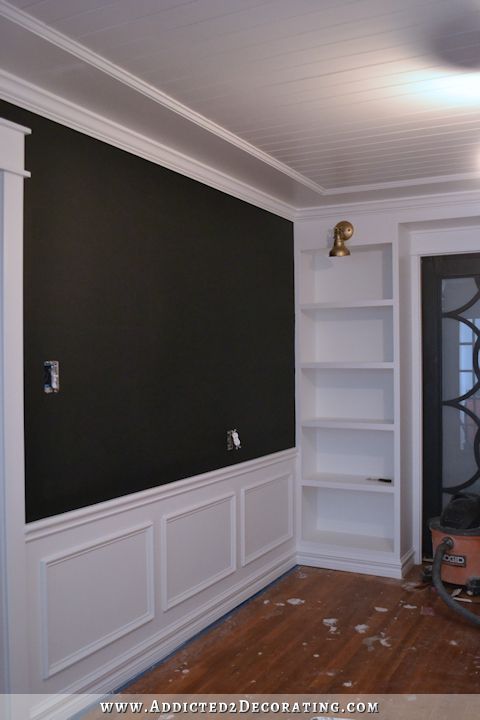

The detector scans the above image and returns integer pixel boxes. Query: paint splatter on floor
[374,607,388,612]
[323,618,338,634]
[402,581,422,592]
[363,632,391,651]
[287,598,305,606]
[355,624,369,634]
[403,604,417,610]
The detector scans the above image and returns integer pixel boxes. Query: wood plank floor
[124,566,480,694]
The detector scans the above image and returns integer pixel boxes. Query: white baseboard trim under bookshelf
[297,547,415,580]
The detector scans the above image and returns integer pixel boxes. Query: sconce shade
[329,220,354,257]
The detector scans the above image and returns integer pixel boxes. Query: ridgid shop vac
[427,492,480,626]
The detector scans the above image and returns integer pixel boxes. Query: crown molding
[2,0,480,217]
[0,0,324,199]
[323,172,480,195]
[2,67,480,223]
[294,188,480,221]
[0,69,296,220]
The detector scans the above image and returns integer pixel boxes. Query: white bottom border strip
[2,694,478,720]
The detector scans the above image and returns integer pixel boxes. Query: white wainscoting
[241,473,293,566]
[40,523,154,679]
[23,449,296,720]
[161,494,236,610]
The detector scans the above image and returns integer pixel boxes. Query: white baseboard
[296,551,408,580]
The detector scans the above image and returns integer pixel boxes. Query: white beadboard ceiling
[1,0,480,211]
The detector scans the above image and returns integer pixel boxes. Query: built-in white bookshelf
[299,242,393,305]
[300,305,393,364]
[296,237,401,577]
[302,486,395,555]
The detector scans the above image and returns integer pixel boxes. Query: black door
[422,253,480,554]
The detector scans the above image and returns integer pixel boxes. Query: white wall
[0,172,7,697]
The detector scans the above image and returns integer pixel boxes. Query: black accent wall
[0,101,295,522]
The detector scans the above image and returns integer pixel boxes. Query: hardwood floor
[124,565,480,694]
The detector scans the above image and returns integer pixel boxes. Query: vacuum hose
[432,537,480,627]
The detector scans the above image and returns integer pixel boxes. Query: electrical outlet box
[227,429,241,451]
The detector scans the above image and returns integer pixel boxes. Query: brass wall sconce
[329,220,354,257]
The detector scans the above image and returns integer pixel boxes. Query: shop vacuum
[426,492,480,626]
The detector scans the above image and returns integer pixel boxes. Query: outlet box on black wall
[0,100,295,522]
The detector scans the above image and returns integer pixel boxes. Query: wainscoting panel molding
[160,494,236,611]
[21,450,296,720]
[40,523,154,678]
[241,473,294,567]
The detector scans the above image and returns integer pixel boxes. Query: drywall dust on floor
[122,565,480,695]
[354,624,369,634]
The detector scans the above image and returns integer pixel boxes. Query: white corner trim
[1,123,29,696]
[0,164,29,178]
[0,69,296,220]
[400,548,416,577]
[0,117,30,134]
[39,523,155,679]
[0,1,323,198]
[0,116,31,175]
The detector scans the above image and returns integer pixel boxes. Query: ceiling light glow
[410,70,480,106]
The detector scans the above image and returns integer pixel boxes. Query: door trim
[406,224,480,562]
[421,254,480,552]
